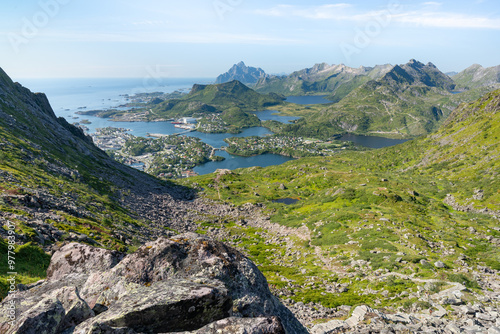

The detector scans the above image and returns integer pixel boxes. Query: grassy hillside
[152,80,284,118]
[0,68,186,297]
[181,89,500,309]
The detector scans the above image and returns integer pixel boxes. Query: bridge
[210,147,225,157]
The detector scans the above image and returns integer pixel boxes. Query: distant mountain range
[211,59,500,138]
[215,61,267,85]
[273,60,475,138]
[218,61,500,101]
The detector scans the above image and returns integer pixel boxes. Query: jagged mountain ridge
[215,61,267,85]
[380,59,455,91]
[253,62,393,101]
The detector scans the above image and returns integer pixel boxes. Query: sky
[1,0,499,79]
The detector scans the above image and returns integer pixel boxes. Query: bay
[16,78,294,174]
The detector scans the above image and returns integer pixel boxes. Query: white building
[181,117,197,124]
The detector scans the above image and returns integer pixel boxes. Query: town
[89,127,218,179]
[224,135,358,157]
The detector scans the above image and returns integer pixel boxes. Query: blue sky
[1,0,499,78]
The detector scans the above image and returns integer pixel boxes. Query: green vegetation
[181,89,500,309]
[0,240,51,297]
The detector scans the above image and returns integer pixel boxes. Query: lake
[337,133,409,149]
[286,95,332,105]
[193,151,293,175]
[252,110,301,123]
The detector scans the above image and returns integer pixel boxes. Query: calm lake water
[15,79,408,174]
[338,133,409,149]
[193,151,293,175]
[272,198,300,205]
[286,95,332,105]
[252,110,301,123]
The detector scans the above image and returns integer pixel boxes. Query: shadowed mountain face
[216,61,267,85]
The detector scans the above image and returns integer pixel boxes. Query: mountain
[1,66,500,333]
[254,63,393,101]
[380,59,455,91]
[276,60,458,138]
[453,64,500,90]
[152,80,284,123]
[215,61,267,85]
[0,66,197,249]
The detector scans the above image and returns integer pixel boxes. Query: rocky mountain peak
[381,59,455,90]
[216,62,267,85]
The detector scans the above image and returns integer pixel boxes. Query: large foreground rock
[0,233,304,334]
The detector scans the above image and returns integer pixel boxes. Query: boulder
[434,261,446,269]
[73,279,231,333]
[46,243,124,281]
[0,234,306,334]
[79,233,306,333]
[181,316,286,334]
[0,286,94,334]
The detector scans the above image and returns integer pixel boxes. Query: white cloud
[422,2,442,6]
[254,4,353,20]
[255,3,500,29]
[393,11,500,29]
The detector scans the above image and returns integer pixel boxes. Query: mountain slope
[216,61,267,84]
[0,67,195,293]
